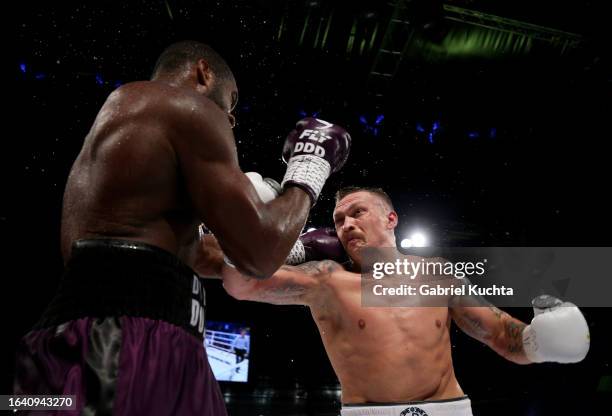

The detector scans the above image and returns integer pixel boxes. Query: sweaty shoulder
[107,81,237,166]
[141,82,234,158]
[109,82,219,127]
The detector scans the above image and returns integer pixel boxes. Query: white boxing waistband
[341,396,472,416]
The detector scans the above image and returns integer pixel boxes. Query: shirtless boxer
[211,187,590,416]
[14,40,351,415]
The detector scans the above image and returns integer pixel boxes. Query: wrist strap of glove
[521,325,542,363]
[285,240,306,265]
[282,155,331,205]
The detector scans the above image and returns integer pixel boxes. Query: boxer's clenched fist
[286,227,347,265]
[522,295,590,363]
[281,118,351,205]
[245,172,281,203]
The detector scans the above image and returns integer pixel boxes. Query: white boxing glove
[245,172,281,203]
[522,295,590,363]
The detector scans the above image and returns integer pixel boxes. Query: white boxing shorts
[341,396,472,416]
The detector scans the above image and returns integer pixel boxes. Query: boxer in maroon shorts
[14,40,351,415]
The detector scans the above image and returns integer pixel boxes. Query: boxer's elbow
[234,261,276,280]
[229,247,281,280]
[236,231,291,279]
[221,210,296,278]
[223,280,253,301]
[221,247,281,280]
[221,266,259,300]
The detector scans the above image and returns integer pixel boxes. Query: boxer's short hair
[335,187,394,211]
[152,40,234,83]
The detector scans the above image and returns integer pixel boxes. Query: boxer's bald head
[152,40,238,127]
[152,40,235,85]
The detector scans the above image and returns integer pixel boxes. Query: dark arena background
[8,0,611,415]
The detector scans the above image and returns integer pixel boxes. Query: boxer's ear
[386,211,398,230]
[195,59,214,93]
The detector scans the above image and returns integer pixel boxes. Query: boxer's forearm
[189,163,311,279]
[221,264,259,300]
[222,261,332,305]
[191,234,225,278]
[451,304,530,364]
[220,186,310,279]
[489,314,530,365]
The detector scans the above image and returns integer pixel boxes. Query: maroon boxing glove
[286,227,348,265]
[281,118,351,205]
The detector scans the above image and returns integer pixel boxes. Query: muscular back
[61,81,203,262]
[310,269,464,403]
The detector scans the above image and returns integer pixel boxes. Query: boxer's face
[333,191,397,261]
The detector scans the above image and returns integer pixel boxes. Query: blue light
[312,111,319,118]
[375,114,384,125]
[95,74,104,85]
[20,63,27,73]
[298,110,307,117]
[489,127,497,138]
[416,123,425,133]
[114,81,122,88]
[428,132,434,143]
[468,131,480,139]
[35,73,46,80]
[432,120,440,131]
[359,116,367,124]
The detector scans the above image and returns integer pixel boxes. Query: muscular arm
[171,96,310,279]
[221,260,341,306]
[449,281,530,365]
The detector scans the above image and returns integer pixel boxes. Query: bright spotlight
[402,231,429,248]
[411,232,428,247]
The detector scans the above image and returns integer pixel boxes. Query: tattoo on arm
[259,282,309,304]
[504,320,527,354]
[281,260,341,275]
[452,289,528,361]
[254,261,341,305]
[280,262,320,275]
[454,312,492,340]
[488,305,503,319]
[454,302,515,342]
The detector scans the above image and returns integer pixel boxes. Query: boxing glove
[245,172,281,203]
[522,295,590,363]
[282,118,351,205]
[286,227,347,265]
